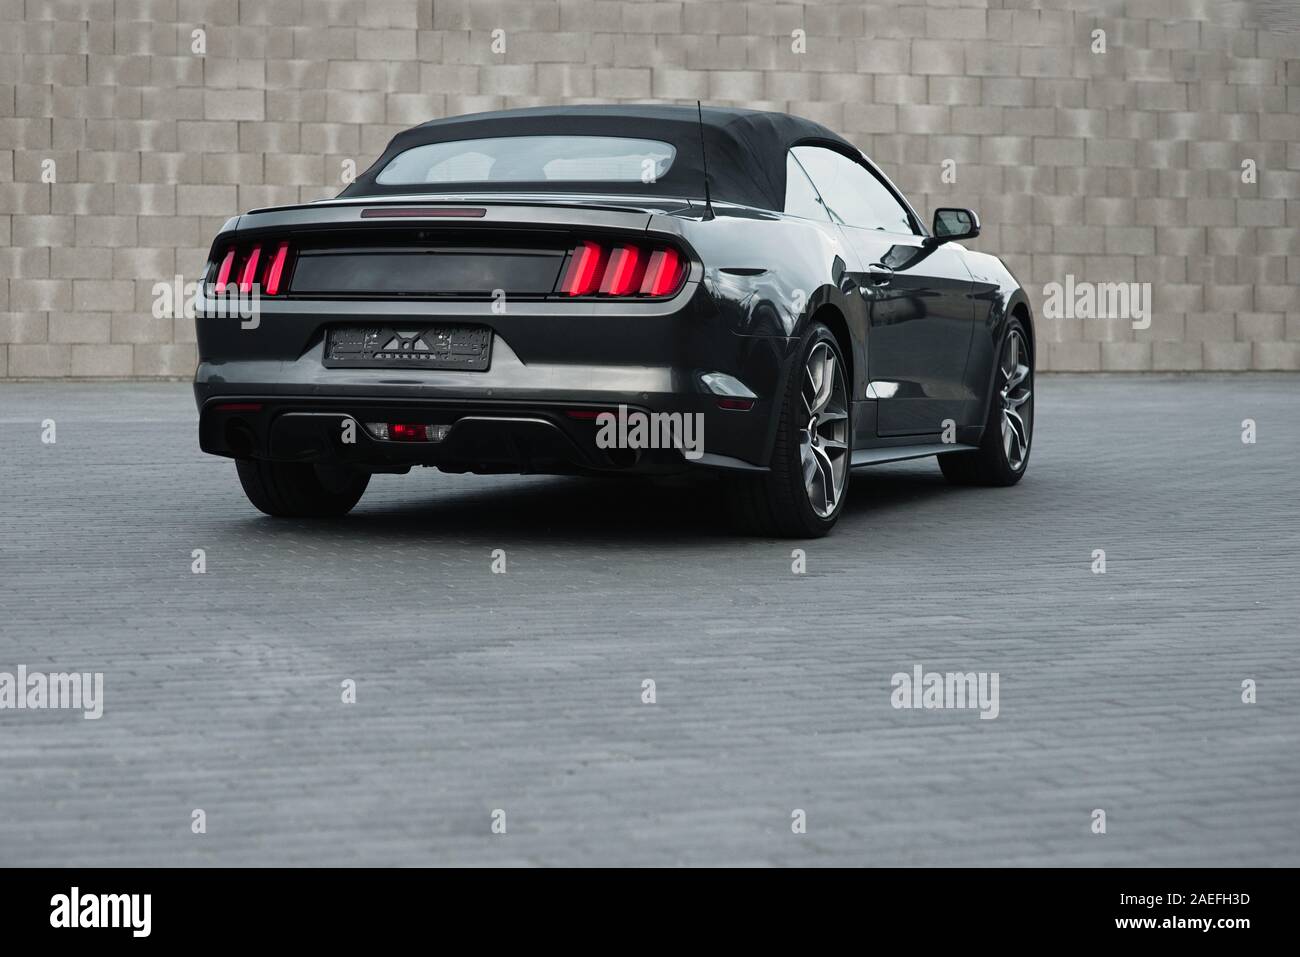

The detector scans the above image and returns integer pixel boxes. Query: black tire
[939,317,1033,487]
[727,323,851,538]
[235,459,370,517]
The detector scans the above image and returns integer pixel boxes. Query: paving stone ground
[0,375,1297,866]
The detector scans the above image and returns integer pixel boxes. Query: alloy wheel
[800,341,850,518]
[999,330,1033,471]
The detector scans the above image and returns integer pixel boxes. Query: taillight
[264,242,290,296]
[559,241,605,297]
[211,241,295,297]
[599,245,643,296]
[641,248,682,297]
[558,240,685,299]
[237,244,261,294]
[214,249,236,291]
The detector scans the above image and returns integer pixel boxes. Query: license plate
[324,325,492,371]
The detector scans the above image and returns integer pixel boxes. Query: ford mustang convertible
[194,105,1034,537]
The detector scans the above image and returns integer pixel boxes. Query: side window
[791,145,916,234]
[784,152,830,221]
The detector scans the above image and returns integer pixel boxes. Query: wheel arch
[1008,294,1035,365]
[808,301,854,399]
[971,287,1035,432]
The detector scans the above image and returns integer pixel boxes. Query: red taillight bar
[211,236,685,301]
[214,249,236,291]
[214,241,294,297]
[600,245,644,296]
[560,241,605,297]
[641,248,682,297]
[263,242,290,296]
[559,241,685,298]
[237,244,261,293]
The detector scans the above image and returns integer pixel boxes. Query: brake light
[264,242,290,296]
[558,241,685,298]
[215,249,236,291]
[641,248,683,296]
[213,241,295,297]
[237,244,261,293]
[360,207,486,218]
[600,245,644,296]
[559,241,605,296]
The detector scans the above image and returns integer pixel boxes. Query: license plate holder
[324,324,492,371]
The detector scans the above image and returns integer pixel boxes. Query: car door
[791,145,975,437]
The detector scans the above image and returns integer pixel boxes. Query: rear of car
[196,198,794,469]
[196,105,1032,536]
[194,116,799,513]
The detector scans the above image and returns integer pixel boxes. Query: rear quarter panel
[960,248,1034,423]
[662,207,867,400]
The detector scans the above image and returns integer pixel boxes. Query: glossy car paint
[194,119,1033,479]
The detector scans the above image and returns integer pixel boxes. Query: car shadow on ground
[241,461,965,544]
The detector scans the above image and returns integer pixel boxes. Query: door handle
[864,263,893,287]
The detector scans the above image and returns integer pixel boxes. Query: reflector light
[263,242,290,296]
[716,397,754,411]
[237,245,262,293]
[215,249,236,291]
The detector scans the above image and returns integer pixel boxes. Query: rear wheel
[727,323,851,537]
[235,459,370,517]
[939,318,1033,486]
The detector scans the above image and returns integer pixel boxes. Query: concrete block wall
[1,0,1298,377]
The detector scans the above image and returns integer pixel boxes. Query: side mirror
[931,207,980,243]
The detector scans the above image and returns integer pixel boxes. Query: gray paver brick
[0,376,1296,865]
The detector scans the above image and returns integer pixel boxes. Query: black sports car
[194,105,1034,537]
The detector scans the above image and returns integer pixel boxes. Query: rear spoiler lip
[244,192,703,217]
[226,203,656,244]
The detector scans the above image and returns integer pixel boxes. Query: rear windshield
[374,135,677,185]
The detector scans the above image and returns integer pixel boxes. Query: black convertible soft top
[340,104,856,211]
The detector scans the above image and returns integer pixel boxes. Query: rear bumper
[194,272,803,474]
[197,394,770,475]
[195,333,791,475]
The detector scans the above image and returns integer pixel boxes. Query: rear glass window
[375,135,677,185]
